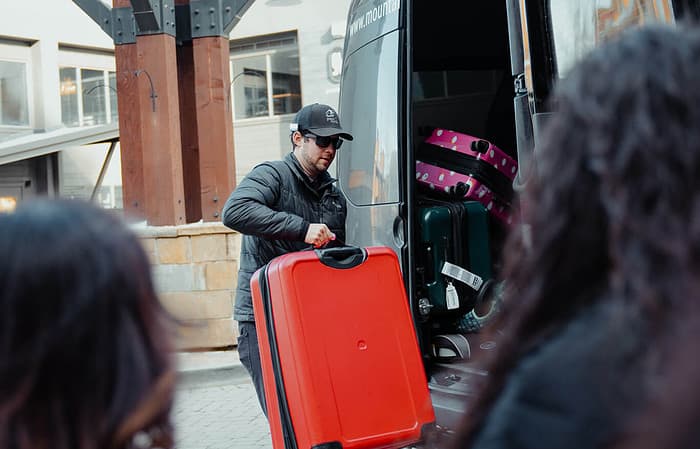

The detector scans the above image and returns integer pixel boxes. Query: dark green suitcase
[416,198,492,318]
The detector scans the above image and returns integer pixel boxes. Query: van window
[550,0,675,78]
[338,31,400,206]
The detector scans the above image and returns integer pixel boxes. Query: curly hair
[454,24,700,447]
[0,199,176,449]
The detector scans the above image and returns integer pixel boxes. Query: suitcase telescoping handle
[315,246,367,269]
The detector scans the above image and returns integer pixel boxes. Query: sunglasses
[303,133,343,149]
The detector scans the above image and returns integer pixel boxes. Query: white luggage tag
[442,261,484,291]
[445,281,460,310]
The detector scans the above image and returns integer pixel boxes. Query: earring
[131,431,155,449]
[129,427,170,449]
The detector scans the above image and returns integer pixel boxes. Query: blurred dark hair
[0,199,175,449]
[454,24,700,447]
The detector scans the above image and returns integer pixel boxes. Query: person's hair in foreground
[454,24,700,448]
[0,199,175,449]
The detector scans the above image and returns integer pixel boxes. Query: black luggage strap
[417,142,513,201]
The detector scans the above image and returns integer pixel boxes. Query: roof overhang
[0,123,119,166]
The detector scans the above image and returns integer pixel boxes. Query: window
[230,32,301,120]
[59,143,123,210]
[59,67,118,127]
[550,0,675,78]
[109,72,117,121]
[338,31,400,206]
[81,69,108,125]
[0,61,29,126]
[59,67,79,126]
[95,184,122,209]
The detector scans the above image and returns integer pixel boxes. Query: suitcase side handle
[315,246,367,269]
[471,139,491,154]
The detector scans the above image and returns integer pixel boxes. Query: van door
[506,0,535,191]
[338,0,405,262]
[518,0,699,186]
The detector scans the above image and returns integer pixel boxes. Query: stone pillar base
[134,221,241,350]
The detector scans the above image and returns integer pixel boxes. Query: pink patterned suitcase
[415,162,513,225]
[424,128,518,181]
[416,129,517,226]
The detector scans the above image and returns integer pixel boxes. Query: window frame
[58,49,117,128]
[548,0,678,81]
[0,42,33,130]
[229,34,302,122]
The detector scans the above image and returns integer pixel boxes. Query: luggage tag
[441,261,484,291]
[445,281,460,310]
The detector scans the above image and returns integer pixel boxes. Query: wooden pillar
[176,40,203,223]
[191,36,236,222]
[173,0,236,222]
[113,2,145,220]
[113,0,186,225]
[136,34,187,226]
[115,44,147,220]
[111,0,237,224]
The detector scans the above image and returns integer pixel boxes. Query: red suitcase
[251,246,435,449]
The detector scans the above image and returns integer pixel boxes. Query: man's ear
[291,131,304,147]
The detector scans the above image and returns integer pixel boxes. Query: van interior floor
[428,358,490,432]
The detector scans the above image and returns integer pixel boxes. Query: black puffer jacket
[469,299,646,449]
[222,152,347,322]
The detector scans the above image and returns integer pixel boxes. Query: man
[222,103,353,415]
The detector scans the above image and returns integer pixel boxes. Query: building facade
[0,0,352,211]
[0,0,352,348]
[0,1,119,209]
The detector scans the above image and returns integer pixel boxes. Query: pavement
[175,349,246,382]
[173,349,272,449]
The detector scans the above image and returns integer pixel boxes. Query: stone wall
[134,222,241,350]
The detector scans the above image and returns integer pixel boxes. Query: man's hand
[305,223,336,248]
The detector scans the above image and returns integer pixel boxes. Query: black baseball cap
[289,103,354,141]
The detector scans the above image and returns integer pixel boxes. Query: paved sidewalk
[173,350,272,449]
[176,349,245,377]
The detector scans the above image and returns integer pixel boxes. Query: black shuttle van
[336,0,700,432]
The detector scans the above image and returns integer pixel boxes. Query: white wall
[0,0,114,49]
[231,0,351,106]
[0,0,115,133]
[229,0,352,181]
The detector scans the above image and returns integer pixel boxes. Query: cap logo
[325,108,339,125]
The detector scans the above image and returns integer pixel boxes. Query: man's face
[294,131,339,176]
